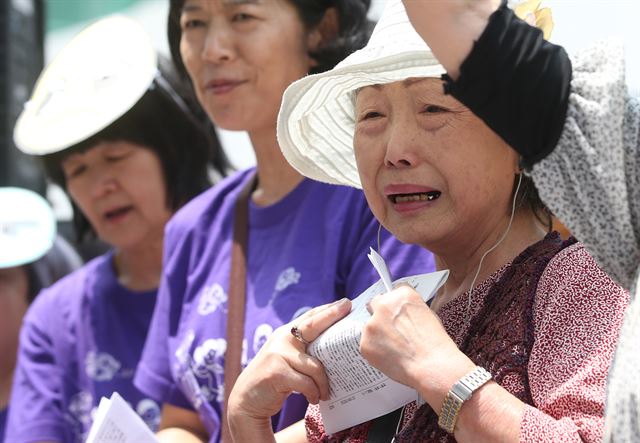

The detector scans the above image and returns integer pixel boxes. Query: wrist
[454,380,524,441]
[438,366,493,433]
[229,413,275,443]
[411,348,476,413]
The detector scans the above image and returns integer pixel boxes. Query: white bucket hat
[13,15,157,155]
[0,187,56,268]
[277,0,566,189]
[277,0,445,189]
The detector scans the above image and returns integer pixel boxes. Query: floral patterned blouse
[305,240,628,442]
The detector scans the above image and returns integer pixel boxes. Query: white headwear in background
[13,16,157,155]
[0,187,56,268]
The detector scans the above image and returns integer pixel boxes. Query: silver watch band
[438,366,492,433]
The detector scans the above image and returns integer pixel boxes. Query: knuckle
[361,320,375,340]
[369,294,388,312]
[395,284,414,296]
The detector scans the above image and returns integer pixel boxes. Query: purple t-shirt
[0,407,6,443]
[6,252,160,443]
[135,169,435,442]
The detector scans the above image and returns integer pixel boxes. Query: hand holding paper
[307,251,448,434]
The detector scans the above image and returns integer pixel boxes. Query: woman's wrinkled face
[61,141,173,250]
[354,78,519,250]
[179,0,317,132]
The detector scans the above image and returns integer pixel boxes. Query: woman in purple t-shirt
[6,17,227,443]
[133,1,435,442]
[0,188,81,443]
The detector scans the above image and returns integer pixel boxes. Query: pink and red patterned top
[306,236,629,442]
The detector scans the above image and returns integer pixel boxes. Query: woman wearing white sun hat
[227,0,630,441]
[0,187,81,442]
[6,16,226,442]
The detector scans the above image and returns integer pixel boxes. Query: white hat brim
[13,16,157,155]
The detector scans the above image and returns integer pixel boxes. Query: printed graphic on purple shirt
[7,253,161,443]
[135,169,436,442]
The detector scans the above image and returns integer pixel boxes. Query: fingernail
[332,298,348,306]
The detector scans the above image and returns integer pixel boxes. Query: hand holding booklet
[307,248,449,434]
[85,392,158,443]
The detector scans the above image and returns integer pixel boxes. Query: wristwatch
[438,366,492,434]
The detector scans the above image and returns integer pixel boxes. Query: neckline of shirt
[247,176,315,229]
[96,251,158,298]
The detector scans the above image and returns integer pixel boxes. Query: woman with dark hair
[226,1,629,441]
[6,16,226,443]
[133,1,434,441]
[39,55,225,245]
[0,188,81,442]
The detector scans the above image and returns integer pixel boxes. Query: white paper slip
[367,247,393,293]
[85,392,159,443]
[307,269,449,434]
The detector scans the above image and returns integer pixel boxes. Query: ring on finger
[290,324,310,345]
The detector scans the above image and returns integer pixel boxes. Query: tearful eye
[423,105,446,113]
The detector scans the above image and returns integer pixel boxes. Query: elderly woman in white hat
[401,0,640,441]
[226,1,629,441]
[0,188,81,442]
[6,16,226,443]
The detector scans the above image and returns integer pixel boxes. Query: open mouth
[104,206,133,221]
[388,191,441,204]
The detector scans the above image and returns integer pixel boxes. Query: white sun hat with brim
[0,187,56,269]
[277,0,446,189]
[13,15,157,155]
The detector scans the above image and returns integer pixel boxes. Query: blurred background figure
[6,15,226,443]
[0,187,82,442]
[0,0,229,259]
